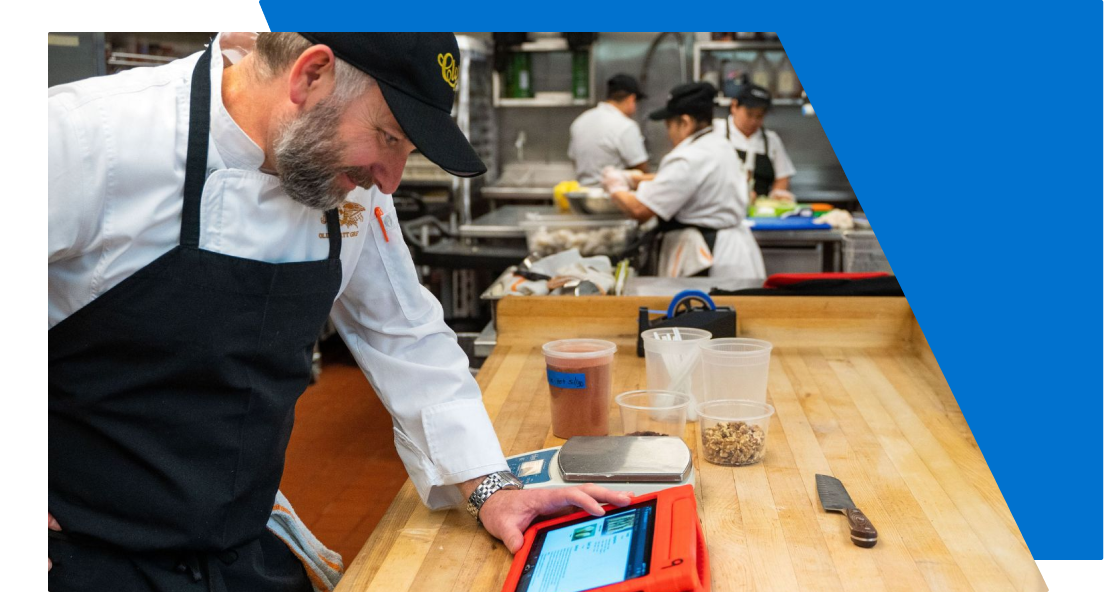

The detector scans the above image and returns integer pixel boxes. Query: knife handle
[845,508,878,548]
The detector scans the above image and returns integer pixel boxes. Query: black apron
[49,46,341,591]
[727,119,776,197]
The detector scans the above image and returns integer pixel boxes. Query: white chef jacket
[636,128,765,280]
[712,115,796,181]
[568,102,649,187]
[48,34,508,510]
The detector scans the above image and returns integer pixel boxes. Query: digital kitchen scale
[501,484,709,592]
[506,436,695,496]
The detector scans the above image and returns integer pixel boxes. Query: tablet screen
[514,500,656,592]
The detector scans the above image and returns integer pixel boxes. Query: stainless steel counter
[479,186,554,202]
[458,205,548,239]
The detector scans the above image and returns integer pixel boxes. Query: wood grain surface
[336,297,1046,592]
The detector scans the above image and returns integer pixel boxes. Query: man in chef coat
[567,74,650,187]
[48,32,629,591]
[604,82,765,279]
[712,82,796,198]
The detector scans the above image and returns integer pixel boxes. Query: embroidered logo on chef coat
[438,53,458,89]
[320,202,366,228]
[318,202,365,239]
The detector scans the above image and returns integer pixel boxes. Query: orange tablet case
[501,484,709,592]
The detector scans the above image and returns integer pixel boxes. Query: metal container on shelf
[565,189,622,215]
[520,213,638,258]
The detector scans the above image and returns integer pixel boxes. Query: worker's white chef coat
[712,115,796,180]
[568,102,649,187]
[48,34,508,510]
[636,127,765,280]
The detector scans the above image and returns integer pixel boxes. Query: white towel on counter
[268,490,344,592]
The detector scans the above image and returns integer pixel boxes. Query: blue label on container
[547,369,586,389]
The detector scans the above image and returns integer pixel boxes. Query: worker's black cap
[648,82,717,121]
[734,82,773,109]
[607,74,646,99]
[299,33,486,177]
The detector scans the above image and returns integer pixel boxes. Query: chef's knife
[816,474,878,548]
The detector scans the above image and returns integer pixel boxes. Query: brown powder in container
[547,360,611,438]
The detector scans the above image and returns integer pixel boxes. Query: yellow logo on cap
[438,53,458,89]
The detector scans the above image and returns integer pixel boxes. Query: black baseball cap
[299,33,486,177]
[648,82,717,121]
[734,83,773,110]
[606,74,646,99]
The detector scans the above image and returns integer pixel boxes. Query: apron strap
[181,44,214,249]
[325,208,341,259]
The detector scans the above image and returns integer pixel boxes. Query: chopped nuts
[702,421,766,466]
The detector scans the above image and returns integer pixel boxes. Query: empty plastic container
[700,338,773,404]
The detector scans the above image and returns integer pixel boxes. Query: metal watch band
[466,471,523,521]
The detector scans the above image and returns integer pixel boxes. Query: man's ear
[287,45,337,106]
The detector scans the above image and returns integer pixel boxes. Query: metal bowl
[566,190,622,215]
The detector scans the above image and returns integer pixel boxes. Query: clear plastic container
[697,399,775,466]
[520,214,638,257]
[843,230,893,273]
[641,328,712,420]
[700,338,773,404]
[615,390,691,439]
[542,339,617,438]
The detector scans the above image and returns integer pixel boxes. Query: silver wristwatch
[466,471,523,522]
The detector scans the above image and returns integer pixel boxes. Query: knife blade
[816,474,878,548]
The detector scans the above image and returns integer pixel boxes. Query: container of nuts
[696,399,775,466]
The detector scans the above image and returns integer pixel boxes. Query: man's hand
[48,512,61,571]
[476,485,632,553]
[626,170,655,189]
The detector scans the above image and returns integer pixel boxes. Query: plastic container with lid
[542,339,617,438]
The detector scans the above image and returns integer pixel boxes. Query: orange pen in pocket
[374,206,389,242]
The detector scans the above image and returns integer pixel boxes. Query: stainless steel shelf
[496,96,592,108]
[695,40,785,52]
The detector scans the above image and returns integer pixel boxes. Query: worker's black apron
[727,119,775,196]
[48,46,341,591]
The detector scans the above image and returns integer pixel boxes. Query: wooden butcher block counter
[336,296,1046,592]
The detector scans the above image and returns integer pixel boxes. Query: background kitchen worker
[604,82,765,280]
[713,81,796,199]
[48,32,629,591]
[567,73,650,187]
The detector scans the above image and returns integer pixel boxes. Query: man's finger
[48,513,61,531]
[579,484,633,506]
[564,488,606,516]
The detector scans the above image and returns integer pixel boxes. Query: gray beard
[272,97,375,211]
